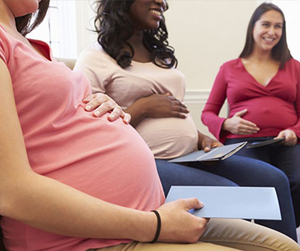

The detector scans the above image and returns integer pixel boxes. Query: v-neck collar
[238,58,280,88]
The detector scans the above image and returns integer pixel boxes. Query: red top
[201,58,300,143]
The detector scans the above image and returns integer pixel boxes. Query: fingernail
[94,111,100,117]
[85,105,91,111]
[109,114,115,119]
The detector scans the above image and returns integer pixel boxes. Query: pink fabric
[0,25,164,251]
[201,58,300,143]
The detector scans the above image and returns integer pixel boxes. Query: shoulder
[76,42,117,69]
[285,58,300,66]
[217,58,242,75]
[220,58,241,69]
[79,43,114,62]
[283,58,300,72]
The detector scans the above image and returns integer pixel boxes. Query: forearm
[2,170,156,242]
[124,99,149,128]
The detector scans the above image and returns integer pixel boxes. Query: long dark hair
[239,2,292,68]
[16,0,50,36]
[94,0,177,69]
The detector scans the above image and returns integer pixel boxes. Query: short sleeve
[0,27,8,64]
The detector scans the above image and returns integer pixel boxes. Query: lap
[191,155,289,188]
[93,219,300,251]
[155,159,237,195]
[226,138,300,184]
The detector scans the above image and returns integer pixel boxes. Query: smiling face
[3,0,40,17]
[252,10,283,53]
[129,0,167,30]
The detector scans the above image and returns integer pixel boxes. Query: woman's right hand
[156,198,209,243]
[83,93,131,124]
[126,93,190,127]
[141,93,189,119]
[222,109,260,135]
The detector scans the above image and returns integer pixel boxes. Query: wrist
[222,119,229,131]
[134,98,150,118]
[150,210,161,243]
[133,211,157,242]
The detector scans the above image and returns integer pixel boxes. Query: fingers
[107,107,131,124]
[274,131,285,141]
[232,109,259,134]
[120,112,131,124]
[91,100,116,117]
[224,116,259,135]
[83,93,130,124]
[169,96,189,118]
[234,109,248,117]
[84,93,114,113]
[203,140,222,152]
[107,106,122,121]
[278,130,297,146]
[235,119,259,134]
[238,121,260,134]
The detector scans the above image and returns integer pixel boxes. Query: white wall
[164,0,258,90]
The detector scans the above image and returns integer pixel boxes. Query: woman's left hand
[197,131,223,152]
[83,93,131,124]
[275,129,298,146]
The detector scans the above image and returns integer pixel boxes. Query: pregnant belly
[230,97,297,130]
[136,114,198,159]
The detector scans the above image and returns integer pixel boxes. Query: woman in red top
[202,2,300,227]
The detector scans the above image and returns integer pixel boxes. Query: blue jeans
[156,154,297,241]
[226,137,300,229]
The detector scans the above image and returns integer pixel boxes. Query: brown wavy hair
[93,0,177,69]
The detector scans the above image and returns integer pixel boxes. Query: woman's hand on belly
[138,93,189,119]
[125,93,190,128]
[223,109,260,135]
[276,129,297,146]
[83,93,131,124]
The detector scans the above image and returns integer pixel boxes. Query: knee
[289,172,300,187]
[263,167,290,189]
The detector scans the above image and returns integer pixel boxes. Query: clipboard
[247,137,284,149]
[169,142,247,163]
[165,186,281,220]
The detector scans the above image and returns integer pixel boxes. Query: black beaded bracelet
[150,210,161,243]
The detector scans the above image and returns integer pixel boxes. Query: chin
[15,7,39,17]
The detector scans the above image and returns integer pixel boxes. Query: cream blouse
[75,43,198,159]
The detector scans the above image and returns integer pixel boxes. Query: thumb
[203,146,211,152]
[274,131,285,140]
[234,109,247,117]
[184,198,203,211]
